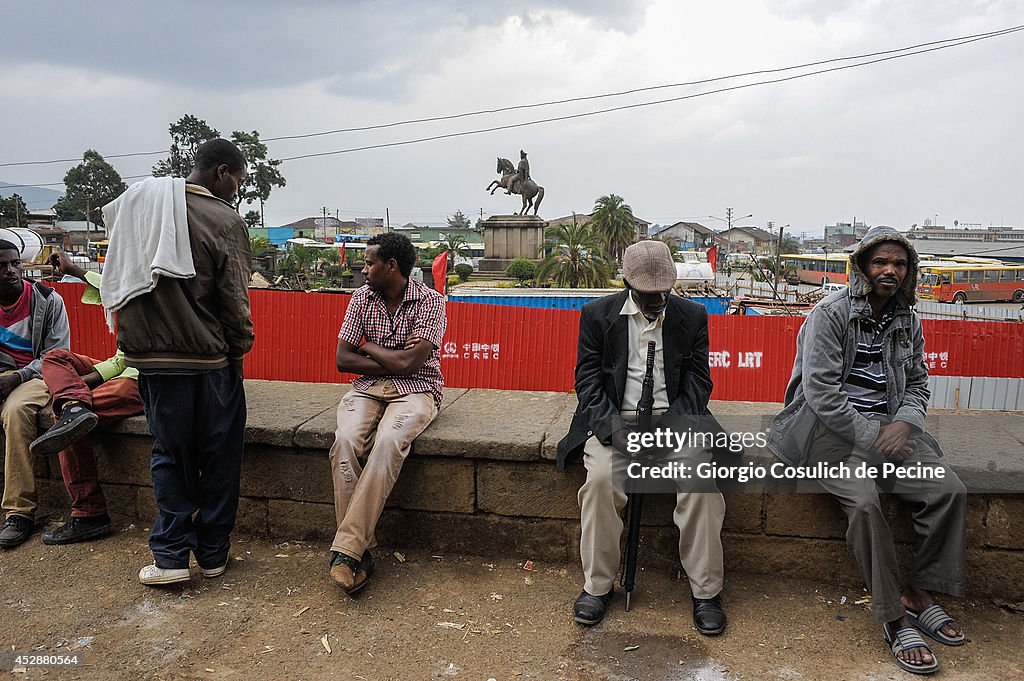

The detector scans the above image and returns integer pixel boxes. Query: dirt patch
[1,522,1021,679]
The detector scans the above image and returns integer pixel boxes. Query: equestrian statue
[486,150,545,216]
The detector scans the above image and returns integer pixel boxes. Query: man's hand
[611,427,638,458]
[872,421,916,462]
[48,251,87,281]
[404,336,424,350]
[0,373,22,402]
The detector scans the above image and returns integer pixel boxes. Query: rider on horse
[506,150,530,195]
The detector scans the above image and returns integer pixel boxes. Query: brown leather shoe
[328,550,374,595]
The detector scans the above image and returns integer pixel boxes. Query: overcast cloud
[2,0,1022,235]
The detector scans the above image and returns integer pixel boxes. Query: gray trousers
[810,422,966,622]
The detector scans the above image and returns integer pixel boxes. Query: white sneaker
[138,564,190,585]
[201,561,228,578]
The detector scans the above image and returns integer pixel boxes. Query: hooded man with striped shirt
[769,226,967,675]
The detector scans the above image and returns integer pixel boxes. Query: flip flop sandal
[906,603,966,646]
[883,623,939,675]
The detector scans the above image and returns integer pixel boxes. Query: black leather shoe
[573,589,613,626]
[692,594,727,636]
[0,515,34,548]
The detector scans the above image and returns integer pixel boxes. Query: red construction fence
[53,285,1024,403]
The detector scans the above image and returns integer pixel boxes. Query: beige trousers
[329,381,438,560]
[578,433,726,599]
[1,375,51,519]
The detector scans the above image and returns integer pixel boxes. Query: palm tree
[438,233,470,271]
[249,237,274,258]
[534,216,612,288]
[589,194,636,264]
[319,247,341,268]
[654,234,685,261]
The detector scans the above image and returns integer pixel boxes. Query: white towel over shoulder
[99,176,194,330]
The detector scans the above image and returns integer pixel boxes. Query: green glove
[93,351,127,382]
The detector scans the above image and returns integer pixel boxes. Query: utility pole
[386,208,390,233]
[774,221,785,282]
[322,206,328,241]
[708,207,753,262]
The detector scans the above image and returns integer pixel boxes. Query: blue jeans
[139,368,246,570]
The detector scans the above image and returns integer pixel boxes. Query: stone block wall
[9,381,1023,600]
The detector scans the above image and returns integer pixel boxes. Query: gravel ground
[1,522,1021,680]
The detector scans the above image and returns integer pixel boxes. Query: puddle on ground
[572,631,735,681]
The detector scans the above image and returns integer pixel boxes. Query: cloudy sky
[3,1,1022,236]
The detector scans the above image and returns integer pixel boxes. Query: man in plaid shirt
[328,233,446,594]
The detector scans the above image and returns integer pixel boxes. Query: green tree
[780,236,801,254]
[231,130,286,225]
[319,248,341,268]
[249,237,274,258]
[504,259,536,286]
[453,263,474,282]
[589,194,636,264]
[534,217,612,288]
[447,210,472,231]
[244,210,262,229]
[152,114,220,177]
[0,194,29,228]
[438,233,469,270]
[53,150,127,229]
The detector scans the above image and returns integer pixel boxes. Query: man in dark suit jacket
[556,240,728,635]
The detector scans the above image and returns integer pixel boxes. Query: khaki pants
[811,423,966,622]
[329,381,438,560]
[578,432,726,599]
[1,375,51,520]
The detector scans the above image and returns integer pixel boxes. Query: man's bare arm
[358,338,435,376]
[336,339,390,375]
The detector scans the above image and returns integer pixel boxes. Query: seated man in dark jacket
[556,240,729,635]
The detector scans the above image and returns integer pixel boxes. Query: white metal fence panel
[914,300,1024,322]
[928,376,1024,410]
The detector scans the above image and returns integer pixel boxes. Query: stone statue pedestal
[478,215,547,274]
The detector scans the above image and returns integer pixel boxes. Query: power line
[0,173,152,190]
[0,150,169,168]
[260,25,1021,143]
[275,25,1024,162]
[2,24,1020,171]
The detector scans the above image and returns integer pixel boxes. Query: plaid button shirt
[338,278,447,408]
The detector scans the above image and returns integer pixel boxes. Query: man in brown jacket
[109,138,254,585]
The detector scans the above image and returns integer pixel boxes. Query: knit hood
[848,226,919,306]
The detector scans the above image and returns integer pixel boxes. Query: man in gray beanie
[556,240,729,635]
[769,226,966,675]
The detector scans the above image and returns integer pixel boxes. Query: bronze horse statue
[486,157,545,216]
